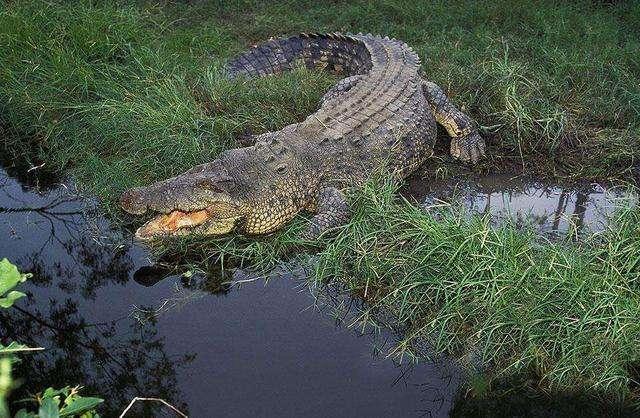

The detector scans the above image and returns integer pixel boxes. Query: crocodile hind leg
[302,187,350,240]
[421,80,486,163]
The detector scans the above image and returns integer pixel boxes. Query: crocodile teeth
[136,209,210,238]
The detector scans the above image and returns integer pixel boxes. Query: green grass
[1,0,639,185]
[313,179,640,401]
[1,0,640,406]
[0,0,339,197]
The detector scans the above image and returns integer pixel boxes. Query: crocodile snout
[120,187,148,215]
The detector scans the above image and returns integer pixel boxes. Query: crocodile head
[120,161,244,240]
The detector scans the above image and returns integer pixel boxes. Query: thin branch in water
[119,397,187,418]
[0,347,45,353]
[130,284,202,324]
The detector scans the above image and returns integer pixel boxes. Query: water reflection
[404,173,633,239]
[0,168,191,416]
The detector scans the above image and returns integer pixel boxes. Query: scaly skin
[120,33,486,239]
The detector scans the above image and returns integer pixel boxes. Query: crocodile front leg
[302,187,350,240]
[421,80,486,163]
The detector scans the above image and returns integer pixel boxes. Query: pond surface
[0,164,633,417]
[0,166,458,417]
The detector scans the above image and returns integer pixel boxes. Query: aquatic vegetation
[0,259,103,418]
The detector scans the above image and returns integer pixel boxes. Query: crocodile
[120,33,486,239]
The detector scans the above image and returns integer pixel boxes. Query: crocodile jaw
[135,210,211,239]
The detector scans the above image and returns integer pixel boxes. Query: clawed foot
[450,131,486,164]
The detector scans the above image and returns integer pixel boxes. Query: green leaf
[0,290,27,308]
[38,398,60,418]
[60,397,103,416]
[42,387,70,400]
[0,259,26,296]
[14,409,37,418]
[0,341,32,365]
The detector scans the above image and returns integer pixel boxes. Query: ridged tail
[225,33,373,78]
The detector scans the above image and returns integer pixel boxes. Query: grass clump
[311,178,640,401]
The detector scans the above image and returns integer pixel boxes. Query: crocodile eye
[196,179,223,192]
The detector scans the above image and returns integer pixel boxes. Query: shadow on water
[1,159,637,417]
[451,388,638,418]
[0,169,189,416]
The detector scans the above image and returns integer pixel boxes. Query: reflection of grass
[2,0,640,406]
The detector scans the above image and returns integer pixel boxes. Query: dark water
[1,164,635,417]
[0,167,458,417]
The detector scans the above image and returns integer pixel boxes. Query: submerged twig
[130,282,203,324]
[119,397,187,417]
